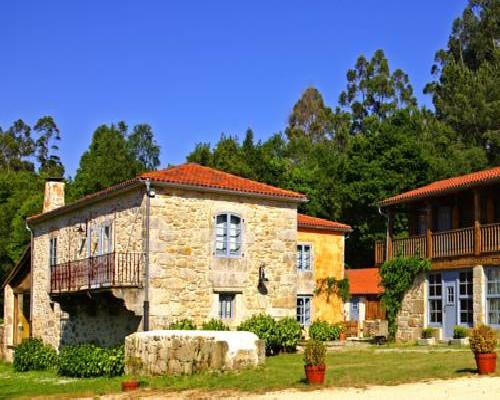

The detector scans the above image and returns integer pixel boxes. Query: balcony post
[474,189,481,256]
[425,203,433,259]
[387,209,394,260]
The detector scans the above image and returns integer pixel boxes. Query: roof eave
[298,223,352,233]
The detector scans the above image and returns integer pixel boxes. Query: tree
[34,116,64,176]
[0,120,35,172]
[127,124,161,171]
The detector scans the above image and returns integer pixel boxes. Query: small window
[428,272,442,325]
[486,268,500,326]
[49,237,57,267]
[297,295,312,326]
[215,213,242,257]
[297,244,312,271]
[219,293,235,320]
[429,299,443,323]
[98,223,113,255]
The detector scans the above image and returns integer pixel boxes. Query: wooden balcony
[50,252,144,293]
[375,222,500,265]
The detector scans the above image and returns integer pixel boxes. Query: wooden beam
[426,203,433,259]
[474,189,481,256]
[387,210,394,260]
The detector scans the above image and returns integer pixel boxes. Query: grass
[1,347,498,399]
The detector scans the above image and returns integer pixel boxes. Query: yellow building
[296,214,352,325]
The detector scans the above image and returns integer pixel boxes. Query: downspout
[143,179,152,331]
[378,206,389,262]
[25,222,33,338]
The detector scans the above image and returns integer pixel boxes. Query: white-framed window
[486,267,500,326]
[297,295,312,326]
[219,293,235,320]
[215,213,242,257]
[49,237,57,267]
[459,270,473,326]
[297,244,312,271]
[98,223,113,255]
[428,272,442,325]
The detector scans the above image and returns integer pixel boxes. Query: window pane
[297,296,311,326]
[219,293,235,320]
[488,298,500,325]
[296,246,302,271]
[460,298,473,325]
[304,245,311,270]
[229,215,241,255]
[429,299,442,323]
[216,214,227,255]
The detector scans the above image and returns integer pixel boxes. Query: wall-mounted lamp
[259,264,269,283]
[74,224,85,234]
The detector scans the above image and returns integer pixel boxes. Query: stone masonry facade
[396,273,425,342]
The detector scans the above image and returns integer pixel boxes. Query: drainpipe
[25,222,33,338]
[143,179,152,331]
[378,206,389,262]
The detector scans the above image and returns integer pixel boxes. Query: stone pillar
[396,273,425,342]
[473,265,485,326]
[43,178,65,213]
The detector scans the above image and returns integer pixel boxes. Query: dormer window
[215,213,242,257]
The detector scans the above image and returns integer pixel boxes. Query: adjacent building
[376,166,500,340]
[2,163,351,360]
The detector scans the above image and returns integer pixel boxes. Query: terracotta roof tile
[345,268,383,295]
[141,163,307,201]
[380,166,500,206]
[297,213,352,232]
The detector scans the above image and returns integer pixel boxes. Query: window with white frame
[428,272,442,324]
[459,271,473,325]
[215,213,242,257]
[219,293,235,320]
[98,223,113,255]
[49,237,57,267]
[486,268,500,326]
[297,244,312,271]
[297,295,312,326]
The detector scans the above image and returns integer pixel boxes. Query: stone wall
[473,265,485,326]
[30,189,146,349]
[396,273,425,341]
[124,330,265,375]
[297,229,345,323]
[147,187,298,329]
[2,284,14,361]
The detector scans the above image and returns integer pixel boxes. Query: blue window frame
[297,244,312,271]
[486,267,500,326]
[428,272,442,325]
[215,213,242,257]
[297,295,312,326]
[458,271,473,326]
[219,293,235,320]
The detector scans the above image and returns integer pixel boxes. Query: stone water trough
[124,330,265,376]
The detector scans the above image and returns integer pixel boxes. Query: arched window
[215,213,242,257]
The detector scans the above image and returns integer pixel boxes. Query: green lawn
[0,347,497,399]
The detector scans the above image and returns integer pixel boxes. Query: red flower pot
[305,364,326,385]
[121,380,140,391]
[339,332,346,342]
[475,353,497,375]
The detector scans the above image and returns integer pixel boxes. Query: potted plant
[470,325,497,375]
[122,356,142,391]
[338,322,347,342]
[417,327,436,346]
[450,325,469,346]
[304,340,326,385]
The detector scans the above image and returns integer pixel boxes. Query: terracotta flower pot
[475,353,497,375]
[121,380,140,391]
[339,332,346,341]
[304,364,326,384]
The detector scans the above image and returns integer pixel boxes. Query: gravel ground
[94,376,500,400]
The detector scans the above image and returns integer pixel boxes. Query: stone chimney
[43,178,65,213]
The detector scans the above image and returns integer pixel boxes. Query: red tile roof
[345,268,383,295]
[141,163,307,201]
[297,213,352,233]
[380,166,500,206]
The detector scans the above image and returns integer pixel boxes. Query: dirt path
[95,376,500,400]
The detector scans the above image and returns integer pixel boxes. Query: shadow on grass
[455,368,477,373]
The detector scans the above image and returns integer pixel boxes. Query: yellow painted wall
[298,228,345,323]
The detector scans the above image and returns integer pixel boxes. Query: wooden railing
[50,252,144,293]
[393,235,426,258]
[375,222,500,264]
[432,227,474,258]
[481,223,500,253]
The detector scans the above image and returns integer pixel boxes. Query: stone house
[2,163,351,359]
[376,166,500,340]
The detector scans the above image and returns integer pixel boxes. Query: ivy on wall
[314,277,350,302]
[380,255,431,340]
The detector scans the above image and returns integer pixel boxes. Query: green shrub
[202,319,229,331]
[167,319,197,330]
[453,325,469,339]
[13,338,57,372]
[238,314,280,354]
[470,324,497,354]
[58,344,124,377]
[304,340,326,366]
[277,317,302,352]
[309,320,341,341]
[421,327,436,339]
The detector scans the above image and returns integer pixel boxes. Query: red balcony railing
[50,252,144,293]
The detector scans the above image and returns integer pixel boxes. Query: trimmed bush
[453,325,468,339]
[202,319,229,331]
[238,314,280,354]
[13,338,57,372]
[421,327,436,339]
[309,320,341,341]
[167,319,196,330]
[58,344,124,377]
[470,324,497,354]
[277,317,302,352]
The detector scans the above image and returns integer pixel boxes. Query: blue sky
[1,1,467,177]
